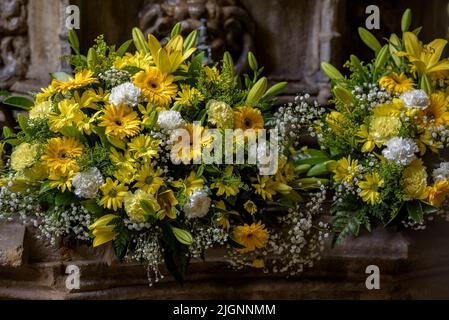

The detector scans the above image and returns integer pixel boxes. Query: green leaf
[171,226,194,246]
[68,29,80,55]
[358,27,382,53]
[222,51,234,83]
[333,86,354,105]
[374,45,390,71]
[306,160,333,177]
[294,148,330,166]
[116,39,133,57]
[171,22,182,38]
[17,114,30,132]
[262,82,288,99]
[420,74,432,94]
[55,192,77,207]
[3,96,34,110]
[183,30,198,51]
[87,48,98,69]
[39,181,53,195]
[0,90,11,98]
[81,199,105,216]
[188,52,205,76]
[2,127,14,139]
[321,62,345,81]
[407,201,424,224]
[412,26,422,36]
[132,27,149,54]
[59,126,86,142]
[140,200,157,215]
[401,8,412,32]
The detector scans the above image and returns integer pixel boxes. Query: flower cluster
[0,26,324,283]
[312,10,449,242]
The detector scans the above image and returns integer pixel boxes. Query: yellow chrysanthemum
[400,159,428,200]
[369,115,402,145]
[114,52,153,70]
[234,106,264,132]
[48,99,85,132]
[133,67,177,108]
[10,143,40,172]
[329,156,360,183]
[233,222,269,252]
[134,165,165,195]
[128,134,160,163]
[124,190,160,222]
[418,92,449,127]
[29,101,53,120]
[172,171,204,196]
[99,178,129,211]
[98,104,141,140]
[244,200,257,214]
[251,175,291,201]
[358,172,384,205]
[379,73,414,93]
[422,180,449,207]
[53,69,98,94]
[174,84,204,108]
[41,137,84,174]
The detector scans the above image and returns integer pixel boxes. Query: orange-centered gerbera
[99,104,141,140]
[41,136,84,175]
[234,106,264,131]
[133,67,177,108]
[233,222,269,252]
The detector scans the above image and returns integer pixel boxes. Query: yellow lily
[88,214,118,247]
[147,34,196,74]
[157,188,179,220]
[398,32,449,77]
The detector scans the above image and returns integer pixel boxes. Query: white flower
[157,110,185,131]
[109,82,141,107]
[399,89,429,110]
[72,167,104,199]
[382,137,418,165]
[183,188,211,219]
[432,162,449,182]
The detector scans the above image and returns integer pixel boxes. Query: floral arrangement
[0,25,329,283]
[296,9,449,243]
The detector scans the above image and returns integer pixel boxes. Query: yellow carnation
[206,100,234,129]
[29,101,53,119]
[10,143,40,172]
[124,190,160,222]
[369,115,401,145]
[400,159,428,200]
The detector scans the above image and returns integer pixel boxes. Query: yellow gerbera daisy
[171,123,213,163]
[422,180,449,207]
[233,222,269,252]
[41,137,84,174]
[234,106,264,131]
[127,134,160,163]
[244,200,257,214]
[133,67,177,107]
[48,99,85,132]
[358,172,384,205]
[329,156,360,183]
[418,92,449,127]
[379,72,414,93]
[98,104,141,140]
[99,178,129,211]
[251,175,291,201]
[53,69,98,94]
[134,165,165,195]
[48,169,76,193]
[35,83,58,104]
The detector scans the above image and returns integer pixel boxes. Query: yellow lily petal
[92,230,117,247]
[157,47,172,74]
[426,39,448,67]
[403,32,421,57]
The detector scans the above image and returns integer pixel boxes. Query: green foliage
[79,144,116,177]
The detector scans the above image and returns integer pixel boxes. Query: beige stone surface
[0,223,26,267]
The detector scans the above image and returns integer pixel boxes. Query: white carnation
[157,110,186,131]
[399,89,429,110]
[382,137,418,166]
[432,162,449,182]
[72,167,104,199]
[183,188,211,219]
[109,82,141,107]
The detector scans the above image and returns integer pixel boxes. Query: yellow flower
[134,165,165,195]
[379,73,414,93]
[211,181,239,197]
[418,92,449,127]
[113,166,137,185]
[369,115,402,145]
[358,172,384,205]
[99,178,129,211]
[89,214,118,247]
[127,134,160,163]
[251,175,291,201]
[325,111,346,134]
[252,259,265,269]
[356,126,376,152]
[174,84,204,108]
[29,101,53,120]
[0,141,6,168]
[23,162,48,181]
[133,67,177,107]
[204,66,220,82]
[244,200,257,214]
[422,180,449,207]
[234,106,264,131]
[329,156,360,183]
[214,200,239,230]
[73,88,108,109]
[419,130,443,154]
[124,190,160,222]
[147,34,196,74]
[10,143,40,172]
[233,222,269,252]
[98,104,141,140]
[372,99,404,117]
[41,137,84,174]
[53,69,98,94]
[48,99,85,133]
[172,171,204,195]
[35,83,58,104]
[48,169,76,192]
[114,52,153,70]
[171,123,213,163]
[157,188,179,220]
[400,159,428,200]
[206,100,234,129]
[398,32,449,77]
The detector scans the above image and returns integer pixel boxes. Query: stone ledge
[0,223,27,267]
